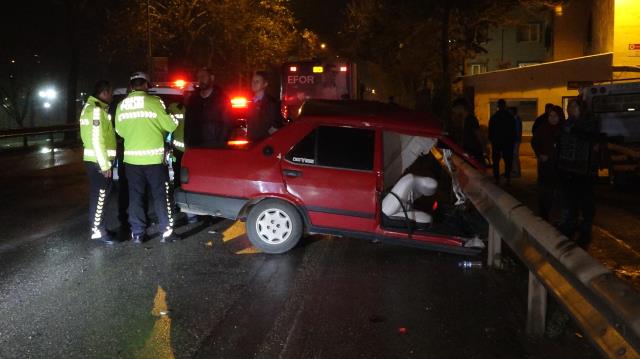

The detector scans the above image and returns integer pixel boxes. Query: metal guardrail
[452,155,640,358]
[0,124,79,149]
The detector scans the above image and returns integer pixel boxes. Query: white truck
[581,81,640,186]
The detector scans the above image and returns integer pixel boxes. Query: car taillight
[227,126,249,148]
[231,97,248,108]
[339,66,348,72]
[228,139,250,146]
[174,79,186,89]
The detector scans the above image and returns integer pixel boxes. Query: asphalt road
[0,148,599,358]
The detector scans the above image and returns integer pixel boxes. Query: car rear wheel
[246,199,303,254]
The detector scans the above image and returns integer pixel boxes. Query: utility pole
[147,0,152,74]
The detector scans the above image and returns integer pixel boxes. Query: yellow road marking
[235,247,262,255]
[222,221,246,242]
[135,285,175,359]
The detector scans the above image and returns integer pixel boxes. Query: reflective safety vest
[168,102,185,152]
[115,91,179,165]
[79,96,116,171]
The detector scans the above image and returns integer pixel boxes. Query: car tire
[246,199,303,254]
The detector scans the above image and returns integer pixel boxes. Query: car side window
[317,126,374,171]
[286,129,317,165]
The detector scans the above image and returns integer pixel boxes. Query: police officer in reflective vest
[115,72,180,243]
[79,80,117,243]
[168,101,198,224]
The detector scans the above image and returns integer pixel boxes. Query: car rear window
[286,126,374,171]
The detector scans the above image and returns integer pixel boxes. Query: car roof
[298,100,443,136]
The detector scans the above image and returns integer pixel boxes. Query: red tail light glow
[174,79,186,89]
[230,97,249,108]
[227,139,250,147]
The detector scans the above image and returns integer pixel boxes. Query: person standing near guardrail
[452,97,485,164]
[531,105,564,221]
[488,99,517,185]
[79,80,117,244]
[556,99,601,249]
[115,72,180,244]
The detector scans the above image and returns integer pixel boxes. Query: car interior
[381,131,485,239]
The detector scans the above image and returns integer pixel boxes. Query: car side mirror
[263,145,274,156]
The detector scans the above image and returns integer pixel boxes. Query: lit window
[470,64,487,75]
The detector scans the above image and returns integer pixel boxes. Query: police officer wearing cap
[115,72,180,243]
[79,80,117,244]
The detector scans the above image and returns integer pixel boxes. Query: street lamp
[320,43,327,50]
[38,86,58,109]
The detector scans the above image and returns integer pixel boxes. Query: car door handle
[283,169,302,178]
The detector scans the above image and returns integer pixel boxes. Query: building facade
[462,0,639,135]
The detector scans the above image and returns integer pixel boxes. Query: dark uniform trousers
[85,161,112,235]
[125,163,174,236]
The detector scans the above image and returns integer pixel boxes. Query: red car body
[176,100,485,255]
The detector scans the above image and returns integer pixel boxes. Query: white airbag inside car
[382,174,438,224]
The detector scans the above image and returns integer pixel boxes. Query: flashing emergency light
[289,66,297,72]
[230,97,249,108]
[174,79,186,89]
[339,66,348,72]
[312,66,324,73]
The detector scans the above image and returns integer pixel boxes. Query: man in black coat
[488,99,517,184]
[247,71,283,142]
[184,67,231,148]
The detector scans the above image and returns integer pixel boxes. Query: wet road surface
[0,149,599,358]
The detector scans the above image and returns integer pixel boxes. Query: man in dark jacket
[557,100,601,249]
[247,71,283,141]
[532,103,554,134]
[184,67,231,148]
[452,97,485,163]
[488,99,517,184]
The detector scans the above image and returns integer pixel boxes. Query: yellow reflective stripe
[170,113,179,126]
[173,113,184,120]
[124,148,165,156]
[92,107,108,170]
[173,140,185,149]
[84,149,116,157]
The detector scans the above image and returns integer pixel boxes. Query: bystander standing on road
[509,107,522,177]
[452,97,485,164]
[531,105,564,221]
[247,71,283,142]
[184,67,231,148]
[556,100,601,249]
[488,99,517,185]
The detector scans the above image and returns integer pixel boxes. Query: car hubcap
[256,208,292,245]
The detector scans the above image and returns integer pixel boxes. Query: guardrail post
[487,224,502,268]
[526,271,547,336]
